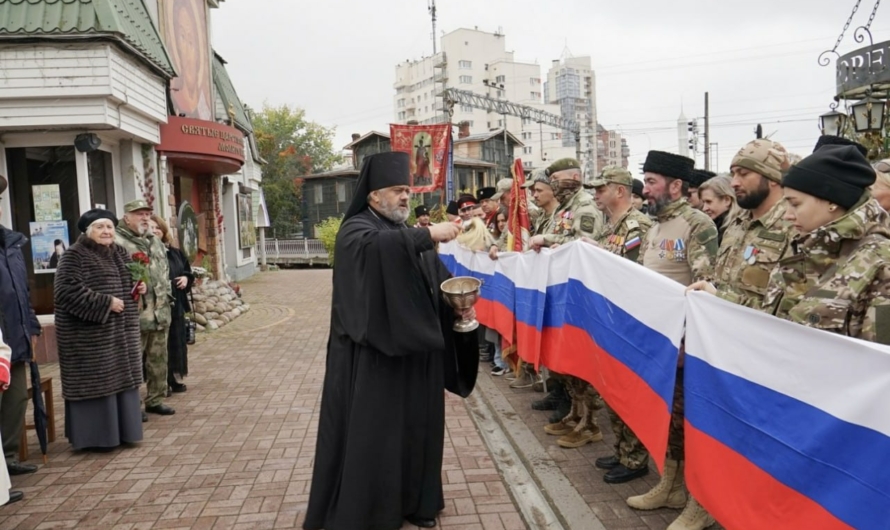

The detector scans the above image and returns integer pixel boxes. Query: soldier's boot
[626,458,687,510]
[666,497,715,530]
[544,394,580,436]
[557,401,603,448]
[531,379,566,411]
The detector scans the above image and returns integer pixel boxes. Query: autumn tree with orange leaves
[253,103,342,237]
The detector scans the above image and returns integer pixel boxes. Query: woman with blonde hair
[148,215,194,394]
[698,175,741,245]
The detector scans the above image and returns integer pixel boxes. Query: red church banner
[389,124,452,193]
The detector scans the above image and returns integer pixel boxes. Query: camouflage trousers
[606,405,649,470]
[667,367,685,461]
[565,376,600,419]
[141,329,170,408]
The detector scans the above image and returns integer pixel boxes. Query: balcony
[434,52,447,68]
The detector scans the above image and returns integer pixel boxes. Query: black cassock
[304,208,478,530]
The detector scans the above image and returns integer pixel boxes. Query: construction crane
[442,87,582,164]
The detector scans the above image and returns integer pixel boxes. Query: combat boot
[544,395,580,436]
[666,497,715,530]
[557,401,604,448]
[626,458,687,510]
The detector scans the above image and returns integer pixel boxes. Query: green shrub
[316,216,342,265]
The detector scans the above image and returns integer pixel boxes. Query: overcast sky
[211,0,888,174]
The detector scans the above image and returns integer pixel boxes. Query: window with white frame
[459,60,472,69]
[523,146,533,154]
[459,75,472,84]
[336,182,346,203]
[314,184,323,204]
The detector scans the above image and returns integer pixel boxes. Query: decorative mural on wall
[163,0,213,120]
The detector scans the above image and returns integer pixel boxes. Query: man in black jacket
[0,175,41,486]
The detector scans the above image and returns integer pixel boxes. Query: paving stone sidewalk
[0,270,525,530]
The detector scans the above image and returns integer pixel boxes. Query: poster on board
[30,221,69,274]
[32,184,62,221]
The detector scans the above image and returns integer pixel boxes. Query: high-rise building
[595,124,629,171]
[544,56,597,178]
[393,28,582,173]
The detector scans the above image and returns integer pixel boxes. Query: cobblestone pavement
[488,375,725,530]
[0,270,525,530]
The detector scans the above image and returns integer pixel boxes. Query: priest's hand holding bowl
[428,222,460,243]
[458,307,476,321]
[686,281,716,296]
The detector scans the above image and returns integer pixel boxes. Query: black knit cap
[813,135,868,157]
[445,201,459,216]
[632,179,644,198]
[689,169,716,188]
[643,151,695,182]
[77,208,118,233]
[782,145,876,210]
[414,204,429,217]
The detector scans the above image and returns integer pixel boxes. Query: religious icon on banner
[178,202,199,263]
[30,221,69,274]
[390,124,452,193]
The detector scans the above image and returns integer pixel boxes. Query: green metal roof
[0,0,176,78]
[213,51,252,133]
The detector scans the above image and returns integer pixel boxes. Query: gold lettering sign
[178,123,244,158]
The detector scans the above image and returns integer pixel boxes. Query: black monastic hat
[343,152,411,220]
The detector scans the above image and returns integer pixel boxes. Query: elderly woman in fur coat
[53,209,145,451]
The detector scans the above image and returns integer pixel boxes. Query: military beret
[124,199,152,213]
[689,169,717,188]
[445,201,459,216]
[0,175,6,196]
[456,194,478,209]
[414,204,430,217]
[813,135,868,157]
[632,179,644,198]
[591,166,634,188]
[477,187,496,201]
[77,208,119,233]
[643,151,695,182]
[545,158,581,177]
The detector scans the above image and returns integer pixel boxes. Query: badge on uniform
[743,244,760,265]
[659,238,686,261]
[625,235,641,250]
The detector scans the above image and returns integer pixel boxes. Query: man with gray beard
[305,152,481,530]
[115,200,173,417]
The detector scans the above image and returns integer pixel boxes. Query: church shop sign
[836,40,890,98]
[158,116,246,173]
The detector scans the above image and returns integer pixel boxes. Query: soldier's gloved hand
[686,281,716,296]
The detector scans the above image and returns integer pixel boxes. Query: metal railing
[262,238,328,264]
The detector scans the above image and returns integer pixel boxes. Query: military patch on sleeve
[580,215,596,233]
[627,219,640,230]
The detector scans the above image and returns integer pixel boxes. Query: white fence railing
[263,238,328,261]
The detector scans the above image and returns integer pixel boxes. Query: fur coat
[54,236,142,401]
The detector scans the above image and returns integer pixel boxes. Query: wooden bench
[19,376,55,462]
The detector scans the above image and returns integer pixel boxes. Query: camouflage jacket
[596,207,653,262]
[763,196,890,345]
[115,226,172,331]
[542,190,603,246]
[714,200,796,309]
[638,198,718,286]
[531,206,555,236]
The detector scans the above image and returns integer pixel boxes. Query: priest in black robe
[304,152,480,530]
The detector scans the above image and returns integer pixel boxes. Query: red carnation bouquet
[127,251,150,301]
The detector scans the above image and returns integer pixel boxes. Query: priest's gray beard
[376,195,410,224]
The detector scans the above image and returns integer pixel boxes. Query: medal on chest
[554,210,573,233]
[743,244,760,265]
[658,238,686,262]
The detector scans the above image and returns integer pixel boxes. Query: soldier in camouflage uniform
[527,159,605,449]
[627,151,718,530]
[115,200,175,416]
[587,167,653,484]
[689,139,796,308]
[763,145,890,345]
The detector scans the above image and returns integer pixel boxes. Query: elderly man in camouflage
[528,158,606,449]
[115,200,175,417]
[585,166,653,484]
[688,139,795,307]
[627,151,718,530]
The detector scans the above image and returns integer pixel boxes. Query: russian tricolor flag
[685,292,890,530]
[438,241,685,471]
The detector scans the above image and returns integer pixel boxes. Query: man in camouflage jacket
[628,151,718,530]
[115,200,175,416]
[588,166,653,484]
